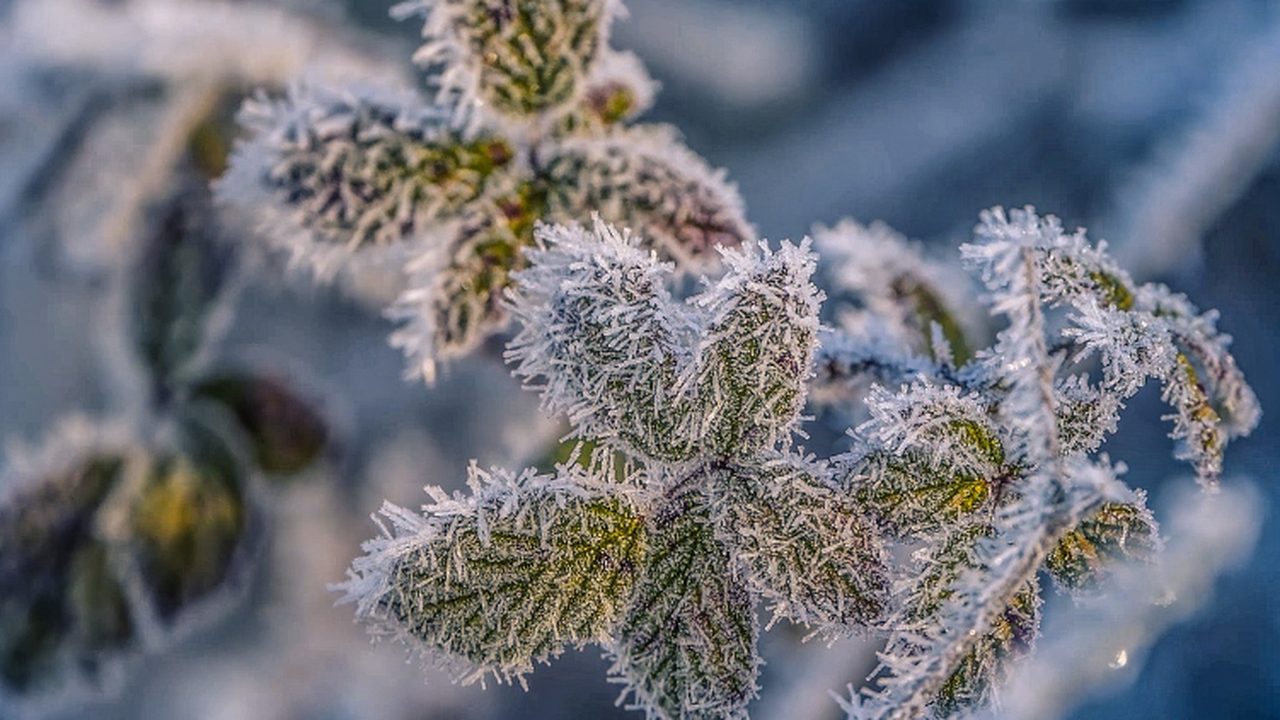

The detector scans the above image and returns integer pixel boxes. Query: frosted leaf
[506,218,700,462]
[898,522,994,625]
[1136,284,1261,440]
[693,238,822,457]
[393,0,618,123]
[809,326,941,410]
[335,463,646,685]
[1062,301,1172,400]
[999,483,1263,720]
[857,384,1004,472]
[964,206,1258,487]
[815,219,977,365]
[708,457,888,634]
[1053,375,1122,456]
[543,126,754,268]
[932,580,1040,718]
[556,49,659,134]
[850,459,1132,720]
[388,126,752,371]
[218,82,516,280]
[842,383,1006,536]
[1045,498,1161,594]
[609,491,758,720]
[425,183,549,358]
[508,219,820,462]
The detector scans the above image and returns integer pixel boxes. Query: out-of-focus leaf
[1045,501,1160,592]
[127,430,248,623]
[193,371,328,477]
[0,456,130,693]
[130,185,235,403]
[544,128,753,268]
[933,580,1040,717]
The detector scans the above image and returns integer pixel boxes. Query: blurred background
[1,0,1278,718]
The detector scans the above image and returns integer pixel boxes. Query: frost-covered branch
[343,208,1257,720]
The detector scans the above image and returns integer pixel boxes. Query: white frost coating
[842,459,1134,720]
[333,460,643,685]
[506,218,815,462]
[392,0,625,130]
[857,383,994,470]
[963,207,1065,469]
[217,82,473,281]
[815,219,980,358]
[994,482,1263,720]
[347,205,1257,719]
[961,207,1260,488]
[809,324,939,410]
[545,125,756,268]
[505,217,695,461]
[1,415,138,493]
[581,49,661,125]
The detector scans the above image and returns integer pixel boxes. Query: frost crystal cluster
[218,0,752,377]
[339,210,1257,720]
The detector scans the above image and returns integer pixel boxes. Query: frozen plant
[0,119,330,713]
[339,218,889,719]
[207,0,1261,717]
[218,0,753,380]
[337,209,1258,720]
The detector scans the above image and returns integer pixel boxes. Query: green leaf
[269,101,515,251]
[713,460,888,632]
[1045,501,1160,592]
[506,220,702,463]
[933,579,1040,718]
[433,182,546,356]
[901,522,994,624]
[696,242,820,458]
[130,187,235,403]
[462,0,607,117]
[891,273,973,366]
[66,540,134,659]
[126,430,249,623]
[611,492,758,719]
[0,456,130,692]
[543,128,753,267]
[193,371,328,477]
[366,468,646,683]
[853,451,995,537]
